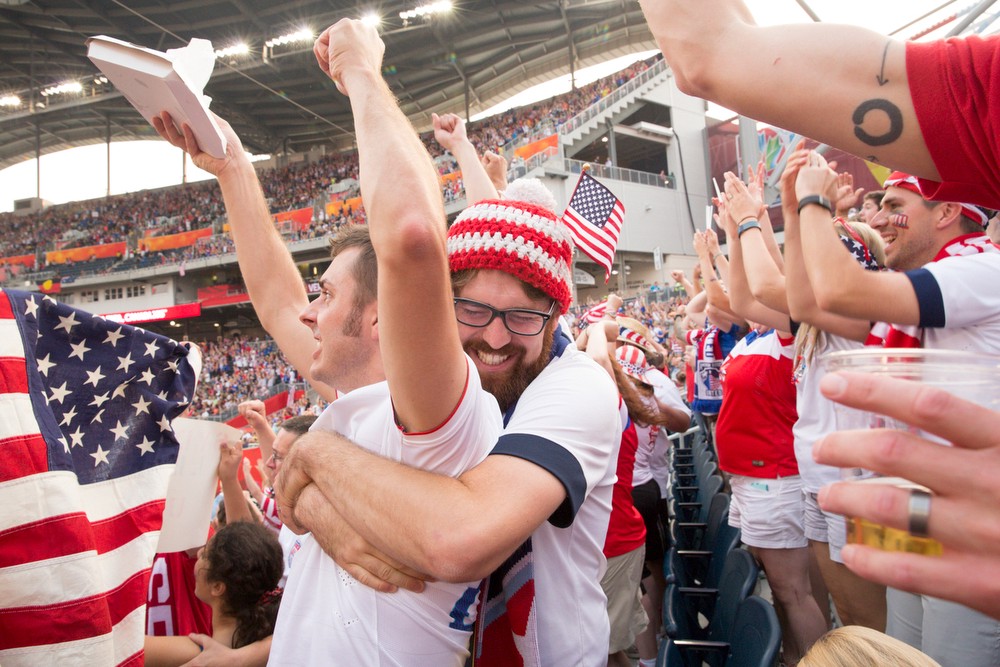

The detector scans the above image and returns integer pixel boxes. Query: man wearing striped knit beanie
[439,180,622,666]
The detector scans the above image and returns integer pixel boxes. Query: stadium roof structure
[0,0,655,170]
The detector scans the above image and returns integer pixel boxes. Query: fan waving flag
[562,171,625,283]
[0,289,199,666]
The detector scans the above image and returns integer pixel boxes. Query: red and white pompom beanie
[447,187,574,314]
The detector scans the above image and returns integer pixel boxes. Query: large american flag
[562,171,625,283]
[0,289,198,666]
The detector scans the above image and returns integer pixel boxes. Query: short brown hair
[277,414,317,438]
[329,225,378,311]
[328,226,378,336]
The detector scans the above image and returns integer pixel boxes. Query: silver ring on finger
[907,488,932,537]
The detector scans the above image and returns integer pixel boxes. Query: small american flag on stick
[562,171,624,283]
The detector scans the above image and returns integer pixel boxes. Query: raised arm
[781,151,875,342]
[795,152,918,325]
[694,231,739,321]
[218,440,253,525]
[151,113,337,402]
[715,192,791,332]
[433,112,500,204]
[239,399,274,462]
[723,171,790,315]
[637,0,936,179]
[315,20,466,431]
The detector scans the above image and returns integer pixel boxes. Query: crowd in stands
[1,54,661,284]
[186,335,299,419]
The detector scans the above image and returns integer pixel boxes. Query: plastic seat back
[727,596,781,667]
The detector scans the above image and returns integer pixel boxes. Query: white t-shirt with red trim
[268,354,501,667]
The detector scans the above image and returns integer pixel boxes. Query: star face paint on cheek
[890,213,909,228]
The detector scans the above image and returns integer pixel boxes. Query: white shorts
[803,490,848,563]
[728,474,808,549]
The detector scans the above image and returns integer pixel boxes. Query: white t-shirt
[269,356,501,666]
[793,333,860,493]
[483,343,621,666]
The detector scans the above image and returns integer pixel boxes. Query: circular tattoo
[852,98,903,147]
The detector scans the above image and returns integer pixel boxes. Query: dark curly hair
[203,521,284,648]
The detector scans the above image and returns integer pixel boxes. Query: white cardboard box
[87,35,227,158]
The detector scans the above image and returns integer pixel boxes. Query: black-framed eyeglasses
[453,297,555,336]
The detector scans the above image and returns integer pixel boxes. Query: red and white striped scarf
[866,234,1000,348]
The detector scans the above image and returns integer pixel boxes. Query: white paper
[156,418,241,553]
[167,38,215,97]
[87,35,227,158]
[706,204,714,231]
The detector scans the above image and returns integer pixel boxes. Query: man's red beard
[464,329,555,412]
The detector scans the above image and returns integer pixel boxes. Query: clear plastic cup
[821,348,1000,555]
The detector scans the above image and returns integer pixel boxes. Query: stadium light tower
[399,0,453,25]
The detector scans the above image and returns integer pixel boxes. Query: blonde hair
[799,626,941,667]
[794,221,886,366]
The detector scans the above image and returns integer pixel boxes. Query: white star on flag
[104,327,125,346]
[117,353,135,373]
[90,444,110,466]
[36,354,56,377]
[68,339,92,361]
[69,427,85,448]
[60,405,78,427]
[158,415,172,432]
[144,340,160,358]
[135,436,155,456]
[24,296,39,318]
[55,312,79,334]
[139,368,156,386]
[49,381,71,404]
[109,421,130,441]
[132,395,152,415]
[90,391,110,408]
[84,366,106,387]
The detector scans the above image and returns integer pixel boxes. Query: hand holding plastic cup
[821,348,1000,556]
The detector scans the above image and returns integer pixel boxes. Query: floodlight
[265,29,314,49]
[215,42,250,59]
[40,81,83,97]
[399,1,453,21]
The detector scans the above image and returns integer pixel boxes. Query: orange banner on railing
[326,196,363,217]
[45,242,126,265]
[138,228,213,252]
[514,134,557,161]
[441,171,461,183]
[0,254,36,269]
[273,207,313,230]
